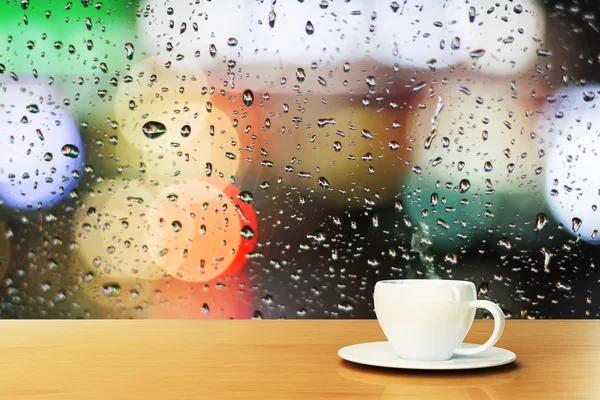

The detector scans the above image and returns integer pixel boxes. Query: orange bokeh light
[147,178,257,282]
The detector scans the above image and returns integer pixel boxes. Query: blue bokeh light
[0,82,84,210]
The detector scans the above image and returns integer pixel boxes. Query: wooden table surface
[0,320,598,399]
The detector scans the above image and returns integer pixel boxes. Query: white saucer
[338,342,516,370]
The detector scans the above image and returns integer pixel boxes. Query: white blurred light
[138,0,249,70]
[0,82,83,210]
[544,87,600,243]
[365,1,463,69]
[366,0,545,75]
[408,79,543,194]
[246,0,366,66]
[138,0,367,69]
[451,0,546,75]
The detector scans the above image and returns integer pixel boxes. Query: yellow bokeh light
[113,57,242,185]
[73,179,165,281]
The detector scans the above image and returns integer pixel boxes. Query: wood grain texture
[0,320,598,399]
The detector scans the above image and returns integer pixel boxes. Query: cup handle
[454,300,505,357]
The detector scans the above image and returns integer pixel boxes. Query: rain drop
[305,21,315,35]
[583,90,596,102]
[102,283,121,297]
[459,179,471,193]
[26,104,39,113]
[243,90,254,106]
[61,144,80,158]
[124,43,135,60]
[240,226,255,240]
[180,125,191,138]
[535,213,548,231]
[237,191,254,204]
[572,217,582,233]
[171,221,182,232]
[142,121,167,139]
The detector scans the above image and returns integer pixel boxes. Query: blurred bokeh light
[0,81,83,210]
[544,86,600,243]
[147,178,257,282]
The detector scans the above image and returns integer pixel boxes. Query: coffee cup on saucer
[374,279,505,362]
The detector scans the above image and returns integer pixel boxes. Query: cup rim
[376,279,474,287]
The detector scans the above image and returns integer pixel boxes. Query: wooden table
[0,320,598,399]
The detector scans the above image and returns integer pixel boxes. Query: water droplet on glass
[102,283,121,297]
[142,121,167,139]
[237,191,254,204]
[180,125,191,138]
[305,21,315,35]
[436,218,449,229]
[365,76,376,91]
[535,213,548,231]
[269,9,276,28]
[470,49,485,59]
[243,89,254,106]
[583,90,596,102]
[240,226,255,240]
[26,104,39,113]
[536,49,552,57]
[497,237,511,249]
[124,42,135,60]
[572,217,582,233]
[317,118,336,127]
[318,177,330,189]
[451,36,461,50]
[61,144,80,158]
[469,6,476,22]
[459,86,471,95]
[459,179,471,193]
[540,247,552,271]
[361,129,374,140]
[171,221,182,232]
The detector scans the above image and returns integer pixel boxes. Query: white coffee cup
[374,279,505,361]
